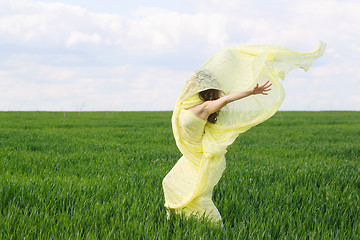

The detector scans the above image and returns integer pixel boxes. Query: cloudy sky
[0,0,359,111]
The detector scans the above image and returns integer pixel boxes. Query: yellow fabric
[162,41,326,225]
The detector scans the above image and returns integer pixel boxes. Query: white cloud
[0,0,359,111]
[66,31,101,47]
[0,0,228,53]
[0,58,191,110]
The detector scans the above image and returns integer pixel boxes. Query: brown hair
[199,89,222,124]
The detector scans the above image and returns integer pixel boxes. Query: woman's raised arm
[204,81,272,115]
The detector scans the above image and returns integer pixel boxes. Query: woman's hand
[252,80,272,95]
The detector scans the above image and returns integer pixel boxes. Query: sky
[0,0,359,111]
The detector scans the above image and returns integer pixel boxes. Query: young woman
[162,41,326,227]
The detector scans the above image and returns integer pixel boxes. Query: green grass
[0,111,359,239]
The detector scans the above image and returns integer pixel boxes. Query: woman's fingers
[263,84,272,90]
[260,82,272,89]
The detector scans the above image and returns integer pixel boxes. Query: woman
[162,41,326,227]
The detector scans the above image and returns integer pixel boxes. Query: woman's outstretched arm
[204,81,272,115]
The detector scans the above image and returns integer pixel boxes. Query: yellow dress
[162,41,326,225]
[162,109,226,224]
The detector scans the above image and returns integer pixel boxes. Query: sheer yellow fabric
[162,41,326,225]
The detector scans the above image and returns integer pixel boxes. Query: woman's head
[199,89,222,124]
[199,89,221,102]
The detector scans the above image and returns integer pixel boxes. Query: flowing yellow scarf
[165,41,326,210]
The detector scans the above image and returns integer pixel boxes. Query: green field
[0,111,359,239]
